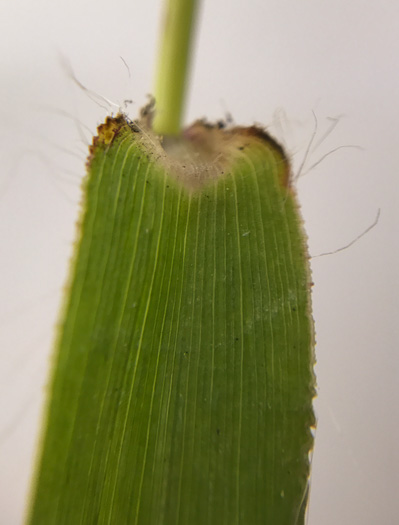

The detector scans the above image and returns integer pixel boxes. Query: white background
[0,0,398,523]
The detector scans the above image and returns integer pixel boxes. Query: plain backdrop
[0,1,398,523]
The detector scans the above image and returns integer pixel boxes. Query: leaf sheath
[27,115,315,525]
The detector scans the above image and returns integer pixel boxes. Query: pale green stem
[153,0,200,136]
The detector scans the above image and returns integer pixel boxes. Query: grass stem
[152,0,200,136]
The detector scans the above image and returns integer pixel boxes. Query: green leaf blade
[27,116,315,525]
